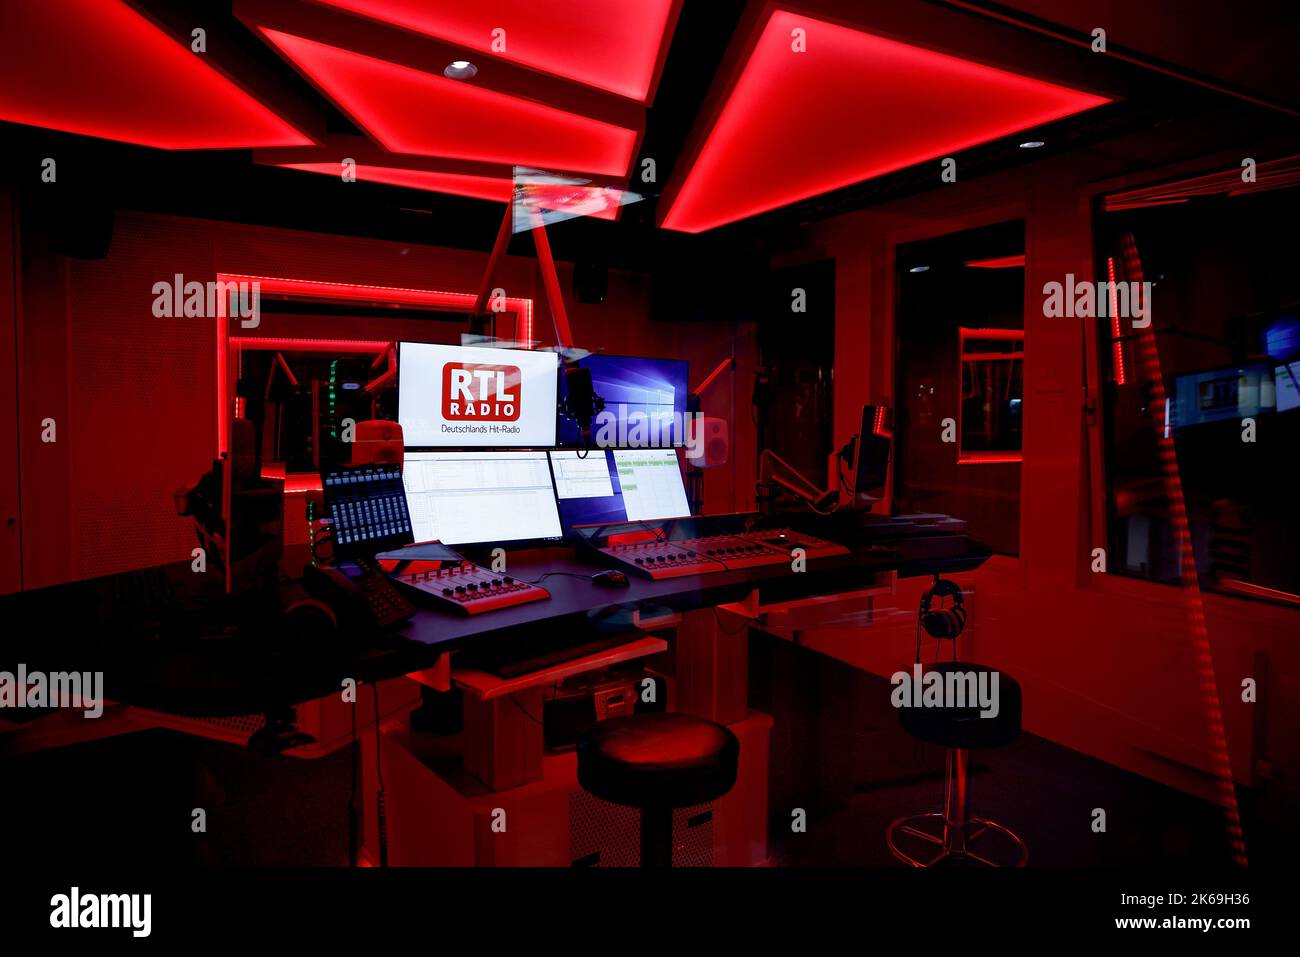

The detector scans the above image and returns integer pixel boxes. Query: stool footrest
[887,812,1028,867]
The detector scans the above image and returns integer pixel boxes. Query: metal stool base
[887,811,1028,867]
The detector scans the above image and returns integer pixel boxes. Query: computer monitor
[397,342,559,447]
[1276,361,1300,413]
[550,450,625,527]
[550,448,691,528]
[322,463,415,557]
[1170,364,1273,429]
[850,405,891,494]
[402,450,563,546]
[558,354,689,447]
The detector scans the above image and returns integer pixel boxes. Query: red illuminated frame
[0,0,315,150]
[957,327,1023,465]
[236,0,646,178]
[276,161,513,203]
[257,148,628,221]
[659,5,1112,233]
[308,0,684,105]
[965,254,1026,269]
[215,274,535,456]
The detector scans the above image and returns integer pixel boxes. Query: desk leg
[675,599,753,725]
[462,689,545,792]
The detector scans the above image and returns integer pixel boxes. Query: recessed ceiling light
[909,265,930,273]
[444,60,478,80]
[1019,140,1046,149]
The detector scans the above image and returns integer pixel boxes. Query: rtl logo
[443,363,521,421]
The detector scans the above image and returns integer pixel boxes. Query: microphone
[563,366,603,445]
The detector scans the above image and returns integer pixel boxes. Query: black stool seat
[578,713,739,809]
[898,661,1021,750]
[889,661,1027,867]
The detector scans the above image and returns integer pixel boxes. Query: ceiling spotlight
[909,265,930,273]
[444,60,478,80]
[1019,140,1045,149]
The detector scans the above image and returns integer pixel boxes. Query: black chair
[577,713,739,867]
[887,661,1027,867]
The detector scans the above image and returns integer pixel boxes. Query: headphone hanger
[914,573,968,664]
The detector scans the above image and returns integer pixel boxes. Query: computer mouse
[592,569,630,588]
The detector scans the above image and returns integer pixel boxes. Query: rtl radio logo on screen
[442,363,522,421]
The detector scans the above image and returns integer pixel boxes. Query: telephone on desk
[302,556,415,629]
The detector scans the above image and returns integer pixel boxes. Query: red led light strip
[965,254,1026,269]
[215,274,534,454]
[256,27,637,176]
[310,0,681,104]
[1106,256,1127,385]
[261,463,324,494]
[872,406,887,436]
[0,0,313,149]
[277,161,513,203]
[1120,233,1248,866]
[660,10,1110,232]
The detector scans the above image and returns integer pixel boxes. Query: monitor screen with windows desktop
[557,354,689,447]
[549,448,691,528]
[402,450,563,546]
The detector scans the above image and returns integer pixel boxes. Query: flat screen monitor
[852,405,891,494]
[1170,364,1272,429]
[398,342,559,447]
[401,450,563,546]
[550,448,690,527]
[1276,361,1300,413]
[322,463,414,557]
[558,354,689,447]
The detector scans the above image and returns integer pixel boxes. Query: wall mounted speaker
[351,419,404,468]
[686,417,729,469]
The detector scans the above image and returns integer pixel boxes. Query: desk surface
[1,532,990,716]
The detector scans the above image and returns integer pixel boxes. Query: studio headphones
[919,576,967,641]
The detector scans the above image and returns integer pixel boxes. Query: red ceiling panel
[0,0,311,149]
[660,9,1112,233]
[277,161,513,202]
[312,0,680,103]
[258,27,638,176]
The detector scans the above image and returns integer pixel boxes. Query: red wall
[11,209,756,589]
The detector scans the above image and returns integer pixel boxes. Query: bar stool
[887,661,1028,867]
[577,713,739,867]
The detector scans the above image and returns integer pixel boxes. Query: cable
[310,524,335,563]
[520,570,598,585]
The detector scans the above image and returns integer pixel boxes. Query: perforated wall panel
[67,214,216,579]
